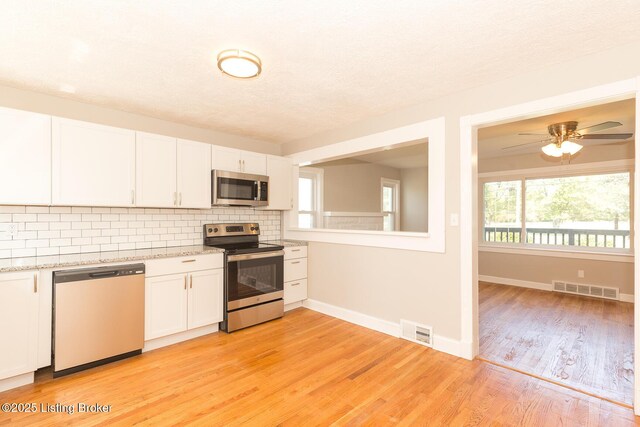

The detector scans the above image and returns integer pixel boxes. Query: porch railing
[483,227,631,249]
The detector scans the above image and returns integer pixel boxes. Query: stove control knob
[213,228,219,233]
[207,228,213,233]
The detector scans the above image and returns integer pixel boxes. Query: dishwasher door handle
[89,271,120,279]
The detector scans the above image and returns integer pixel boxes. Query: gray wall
[400,167,428,232]
[283,41,640,341]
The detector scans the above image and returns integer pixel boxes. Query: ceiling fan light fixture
[561,140,583,155]
[217,49,262,79]
[542,143,563,157]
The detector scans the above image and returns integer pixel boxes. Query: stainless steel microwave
[212,170,269,207]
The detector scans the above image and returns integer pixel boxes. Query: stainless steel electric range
[203,223,284,332]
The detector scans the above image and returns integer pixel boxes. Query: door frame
[459,77,640,411]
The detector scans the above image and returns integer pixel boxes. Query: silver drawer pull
[291,282,301,287]
[291,249,301,252]
[182,259,196,263]
[290,261,301,265]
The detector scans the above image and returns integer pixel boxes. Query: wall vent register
[552,280,620,300]
[400,319,433,347]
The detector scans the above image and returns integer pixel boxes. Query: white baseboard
[0,372,34,393]
[479,275,552,291]
[621,293,634,303]
[302,299,468,359]
[480,274,635,303]
[303,299,400,337]
[284,301,303,312]
[143,324,219,352]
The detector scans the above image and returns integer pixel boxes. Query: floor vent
[552,280,619,301]
[400,319,433,348]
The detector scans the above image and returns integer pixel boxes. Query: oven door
[226,251,284,310]
[212,170,269,206]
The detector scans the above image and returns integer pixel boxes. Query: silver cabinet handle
[173,192,177,206]
[291,249,301,252]
[182,259,196,263]
[239,159,242,171]
[190,274,193,289]
[291,282,301,287]
[33,273,38,293]
[131,190,135,205]
[291,261,301,265]
[179,192,182,206]
[184,275,187,290]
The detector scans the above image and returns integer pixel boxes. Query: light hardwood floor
[0,308,637,426]
[479,281,635,406]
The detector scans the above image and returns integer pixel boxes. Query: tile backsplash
[0,205,281,259]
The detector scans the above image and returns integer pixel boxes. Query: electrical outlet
[578,270,585,279]
[8,224,17,238]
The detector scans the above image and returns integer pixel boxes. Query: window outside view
[484,172,630,250]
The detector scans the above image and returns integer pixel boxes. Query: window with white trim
[483,171,631,251]
[298,168,323,228]
[381,178,400,231]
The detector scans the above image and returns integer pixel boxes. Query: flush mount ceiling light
[217,49,262,79]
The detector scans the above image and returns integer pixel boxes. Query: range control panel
[204,223,260,237]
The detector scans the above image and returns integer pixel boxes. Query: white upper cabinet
[264,155,293,210]
[0,108,51,205]
[241,151,268,175]
[136,132,177,208]
[211,146,267,175]
[52,118,136,207]
[177,139,212,208]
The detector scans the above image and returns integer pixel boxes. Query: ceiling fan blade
[579,138,633,147]
[577,121,622,134]
[502,138,552,150]
[517,132,548,136]
[579,133,633,140]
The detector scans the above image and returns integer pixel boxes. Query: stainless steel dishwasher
[53,264,145,377]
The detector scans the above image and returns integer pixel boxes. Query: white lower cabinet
[188,269,224,330]
[0,271,39,381]
[144,255,223,341]
[283,246,308,305]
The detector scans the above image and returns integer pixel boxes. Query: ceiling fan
[502,121,633,157]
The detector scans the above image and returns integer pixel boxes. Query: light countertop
[0,245,224,273]
[0,240,307,273]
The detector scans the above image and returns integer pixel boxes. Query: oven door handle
[227,250,285,262]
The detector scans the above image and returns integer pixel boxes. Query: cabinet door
[52,118,136,206]
[187,268,223,330]
[145,273,188,340]
[241,151,267,175]
[0,108,51,205]
[177,139,211,209]
[284,279,308,305]
[264,155,293,210]
[0,271,38,380]
[211,146,242,172]
[136,132,177,207]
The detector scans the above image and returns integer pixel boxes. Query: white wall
[282,40,640,342]
[0,84,281,155]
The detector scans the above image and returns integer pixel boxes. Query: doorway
[460,79,640,411]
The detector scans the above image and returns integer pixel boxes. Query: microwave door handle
[255,181,259,201]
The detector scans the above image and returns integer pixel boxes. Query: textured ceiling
[1,1,640,144]
[478,98,636,158]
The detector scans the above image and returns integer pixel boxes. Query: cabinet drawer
[284,246,307,260]
[284,279,307,305]
[145,254,223,277]
[284,258,307,282]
